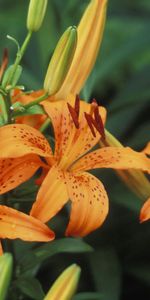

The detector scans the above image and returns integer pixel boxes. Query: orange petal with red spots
[30,165,68,222]
[65,172,108,237]
[140,198,150,222]
[0,154,44,195]
[0,124,53,158]
[71,147,150,173]
[0,205,54,241]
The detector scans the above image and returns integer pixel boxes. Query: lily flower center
[58,96,105,171]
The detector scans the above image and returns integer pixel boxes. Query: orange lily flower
[30,97,149,236]
[0,205,54,256]
[0,97,149,236]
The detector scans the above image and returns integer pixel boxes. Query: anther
[84,98,105,139]
[67,95,80,129]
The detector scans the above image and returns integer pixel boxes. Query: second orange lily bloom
[0,96,149,237]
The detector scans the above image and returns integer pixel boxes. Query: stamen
[0,48,8,81]
[90,98,97,115]
[85,98,105,139]
[94,106,105,139]
[75,94,80,118]
[67,95,80,129]
[67,102,79,129]
[84,112,96,137]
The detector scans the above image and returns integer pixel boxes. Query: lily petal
[42,100,64,159]
[0,154,44,195]
[0,205,54,242]
[0,124,53,158]
[56,0,107,99]
[143,142,150,155]
[140,198,150,222]
[65,172,108,237]
[71,147,150,173]
[30,165,68,222]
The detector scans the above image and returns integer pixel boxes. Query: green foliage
[15,277,45,300]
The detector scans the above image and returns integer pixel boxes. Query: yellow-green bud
[44,264,81,300]
[0,253,13,300]
[44,26,77,96]
[27,0,48,32]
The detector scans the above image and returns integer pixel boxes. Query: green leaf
[15,277,45,300]
[89,248,122,300]
[34,238,93,261]
[126,122,150,149]
[108,66,150,113]
[20,238,93,272]
[73,293,102,300]
[127,263,150,286]
[106,102,145,138]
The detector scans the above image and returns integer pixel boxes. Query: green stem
[5,31,32,87]
[12,93,48,118]
[24,92,48,109]
[0,93,13,124]
[0,94,8,123]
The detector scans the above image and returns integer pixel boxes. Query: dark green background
[0,0,150,299]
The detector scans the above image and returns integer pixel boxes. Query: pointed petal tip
[140,198,150,223]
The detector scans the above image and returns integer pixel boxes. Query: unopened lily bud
[27,0,48,32]
[44,26,77,96]
[44,264,81,300]
[0,253,13,300]
[56,0,108,100]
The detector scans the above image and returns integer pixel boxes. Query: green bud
[2,65,22,89]
[44,264,81,300]
[0,253,13,300]
[44,26,77,96]
[27,0,48,32]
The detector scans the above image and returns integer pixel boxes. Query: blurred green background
[0,0,150,299]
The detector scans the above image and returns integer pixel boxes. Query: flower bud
[27,0,48,32]
[44,264,81,300]
[0,253,13,300]
[56,0,108,100]
[44,26,77,96]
